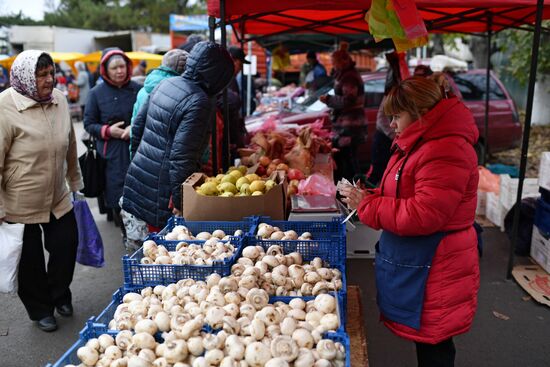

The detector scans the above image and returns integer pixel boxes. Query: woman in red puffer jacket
[341,76,480,367]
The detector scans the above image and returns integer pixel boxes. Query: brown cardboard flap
[512,264,550,307]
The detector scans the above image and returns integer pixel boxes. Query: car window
[452,73,506,101]
[364,78,385,107]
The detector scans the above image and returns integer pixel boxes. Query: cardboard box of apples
[181,167,287,221]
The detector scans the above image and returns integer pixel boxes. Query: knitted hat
[162,49,190,75]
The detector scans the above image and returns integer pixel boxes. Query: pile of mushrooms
[230,245,342,296]
[256,224,312,241]
[163,226,244,242]
[140,239,237,265]
[71,276,344,367]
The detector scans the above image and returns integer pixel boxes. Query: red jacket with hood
[357,97,480,344]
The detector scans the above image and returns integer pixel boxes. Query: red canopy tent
[207,0,550,38]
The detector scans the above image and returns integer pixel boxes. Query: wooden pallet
[347,285,369,366]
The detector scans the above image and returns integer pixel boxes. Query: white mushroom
[292,329,314,349]
[316,339,337,360]
[135,319,158,336]
[204,349,225,365]
[127,356,152,367]
[186,336,204,356]
[163,339,189,364]
[77,346,99,366]
[245,342,271,367]
[265,358,290,367]
[246,288,269,310]
[270,335,299,362]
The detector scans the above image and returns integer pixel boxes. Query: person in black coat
[122,42,234,228]
[84,48,140,232]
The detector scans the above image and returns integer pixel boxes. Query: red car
[246,70,522,168]
[360,70,522,161]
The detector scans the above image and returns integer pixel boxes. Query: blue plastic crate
[151,216,257,239]
[253,216,346,240]
[246,236,345,268]
[122,236,244,290]
[535,198,550,236]
[46,320,118,367]
[325,331,351,367]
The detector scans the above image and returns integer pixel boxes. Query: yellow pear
[265,180,277,191]
[216,173,225,182]
[245,173,261,182]
[229,170,243,179]
[236,177,250,190]
[221,174,237,185]
[219,182,238,194]
[220,192,235,197]
[240,183,251,195]
[249,180,266,193]
[238,165,248,175]
[199,182,218,196]
[227,166,238,173]
[252,191,263,196]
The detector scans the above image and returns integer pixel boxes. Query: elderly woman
[0,51,83,332]
[84,48,140,238]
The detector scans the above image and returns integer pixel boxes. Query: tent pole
[507,0,545,279]
[221,0,230,172]
[483,14,492,166]
[209,16,218,175]
[240,20,246,118]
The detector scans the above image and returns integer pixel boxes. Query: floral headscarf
[10,50,55,103]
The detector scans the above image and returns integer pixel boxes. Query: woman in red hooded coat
[341,76,480,367]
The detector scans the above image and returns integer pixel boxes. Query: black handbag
[78,137,106,198]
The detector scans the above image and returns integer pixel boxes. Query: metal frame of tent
[208,0,548,278]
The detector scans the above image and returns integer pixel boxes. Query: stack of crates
[531,152,550,273]
[47,215,351,366]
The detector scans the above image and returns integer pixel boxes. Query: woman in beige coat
[0,50,83,332]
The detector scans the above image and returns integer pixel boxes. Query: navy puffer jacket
[122,42,234,227]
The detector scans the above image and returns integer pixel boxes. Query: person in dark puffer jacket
[122,42,234,228]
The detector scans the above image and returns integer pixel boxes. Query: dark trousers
[415,338,456,367]
[17,210,78,320]
[368,129,393,186]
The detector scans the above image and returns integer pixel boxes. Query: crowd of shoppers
[0,42,480,367]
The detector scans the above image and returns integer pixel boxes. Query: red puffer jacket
[358,97,480,344]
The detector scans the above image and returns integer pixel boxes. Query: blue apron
[375,230,446,330]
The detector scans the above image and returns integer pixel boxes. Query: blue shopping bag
[73,197,105,268]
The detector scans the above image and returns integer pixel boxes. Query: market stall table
[347,285,369,367]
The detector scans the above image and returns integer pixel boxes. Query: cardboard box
[512,264,550,307]
[476,191,487,216]
[181,172,286,221]
[539,152,550,191]
[485,192,506,231]
[531,225,550,274]
[499,174,539,210]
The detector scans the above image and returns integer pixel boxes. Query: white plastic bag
[0,222,25,293]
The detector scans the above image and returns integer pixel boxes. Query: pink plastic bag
[298,174,337,197]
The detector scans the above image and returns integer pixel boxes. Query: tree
[0,11,44,26]
[501,23,550,85]
[43,0,206,33]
